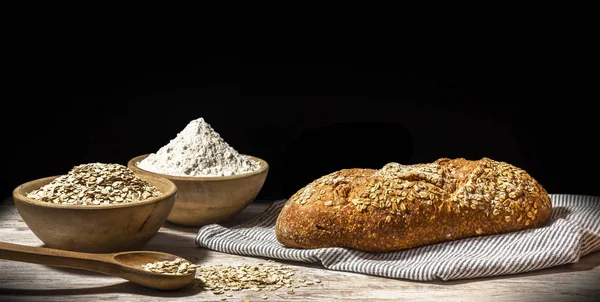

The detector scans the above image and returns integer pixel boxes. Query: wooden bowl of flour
[128,154,269,227]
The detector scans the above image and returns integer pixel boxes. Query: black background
[2,53,598,200]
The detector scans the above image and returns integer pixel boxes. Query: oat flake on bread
[138,117,260,177]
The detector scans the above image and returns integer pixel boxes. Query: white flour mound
[137,118,261,177]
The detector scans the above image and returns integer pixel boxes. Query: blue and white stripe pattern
[195,194,600,281]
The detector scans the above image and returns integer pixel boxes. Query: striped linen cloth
[195,194,600,281]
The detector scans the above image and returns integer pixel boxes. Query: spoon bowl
[0,241,196,291]
[112,251,197,290]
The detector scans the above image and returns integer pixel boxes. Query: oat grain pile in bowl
[27,163,162,205]
[128,117,269,227]
[12,163,177,253]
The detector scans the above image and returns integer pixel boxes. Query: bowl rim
[12,174,177,210]
[127,154,269,181]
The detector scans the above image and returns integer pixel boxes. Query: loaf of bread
[275,158,552,252]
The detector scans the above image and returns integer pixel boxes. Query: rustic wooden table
[1,198,599,302]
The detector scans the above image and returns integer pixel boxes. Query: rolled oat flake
[26,163,161,205]
[137,117,260,177]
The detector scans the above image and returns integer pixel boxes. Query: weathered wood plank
[1,199,599,301]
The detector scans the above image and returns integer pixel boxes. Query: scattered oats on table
[142,258,197,275]
[26,163,161,205]
[196,263,320,298]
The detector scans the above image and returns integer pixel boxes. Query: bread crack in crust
[275,158,552,252]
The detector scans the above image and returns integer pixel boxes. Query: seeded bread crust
[275,158,552,252]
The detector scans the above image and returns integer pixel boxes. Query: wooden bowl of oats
[12,163,177,253]
[128,154,269,227]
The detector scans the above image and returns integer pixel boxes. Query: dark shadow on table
[161,221,201,234]
[144,227,198,248]
[0,280,204,298]
[41,265,113,277]
[142,232,209,263]
[160,201,273,232]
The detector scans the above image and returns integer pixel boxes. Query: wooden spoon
[0,241,196,291]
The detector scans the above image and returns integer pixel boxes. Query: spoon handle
[0,241,117,274]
